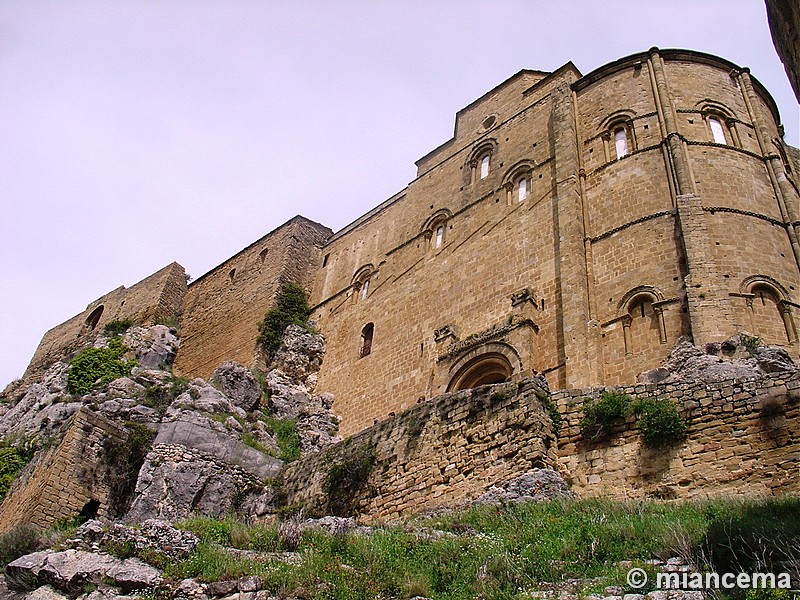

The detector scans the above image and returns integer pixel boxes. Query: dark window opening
[360,323,374,358]
[85,305,104,330]
[322,253,330,267]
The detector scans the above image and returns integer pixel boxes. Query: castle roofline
[574,47,783,129]
[189,215,332,288]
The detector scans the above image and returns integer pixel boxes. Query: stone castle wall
[15,49,800,440]
[309,48,800,436]
[172,216,331,379]
[282,378,557,521]
[555,372,800,500]
[22,263,187,383]
[282,371,799,521]
[0,408,131,535]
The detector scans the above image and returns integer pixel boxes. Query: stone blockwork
[282,378,558,521]
[0,408,134,535]
[15,48,800,440]
[767,0,800,101]
[554,372,800,500]
[22,263,186,383]
[309,48,800,436]
[173,216,332,379]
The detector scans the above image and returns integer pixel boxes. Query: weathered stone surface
[172,578,208,600]
[639,336,798,384]
[265,327,341,456]
[7,549,161,594]
[153,418,281,480]
[74,519,199,559]
[475,468,573,505]
[0,362,71,437]
[171,380,247,418]
[122,325,180,370]
[211,362,262,412]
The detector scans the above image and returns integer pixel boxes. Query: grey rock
[125,451,240,522]
[172,578,208,600]
[172,381,245,417]
[8,549,160,595]
[23,587,70,600]
[122,325,180,370]
[211,362,262,412]
[153,419,282,480]
[207,580,238,597]
[105,378,145,400]
[238,576,263,592]
[0,362,71,437]
[753,345,797,372]
[476,468,573,505]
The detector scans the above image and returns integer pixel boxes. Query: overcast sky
[1,1,798,388]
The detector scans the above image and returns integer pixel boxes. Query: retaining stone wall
[554,372,800,500]
[282,378,557,521]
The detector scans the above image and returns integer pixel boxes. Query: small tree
[256,282,311,361]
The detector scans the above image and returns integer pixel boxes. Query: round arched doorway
[447,352,514,391]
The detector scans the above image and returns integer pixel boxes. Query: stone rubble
[475,468,573,505]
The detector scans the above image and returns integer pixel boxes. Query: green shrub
[102,319,133,336]
[142,375,189,414]
[539,394,562,435]
[263,417,300,462]
[0,442,35,502]
[740,333,762,355]
[580,391,631,441]
[67,337,138,395]
[256,282,311,361]
[629,397,687,448]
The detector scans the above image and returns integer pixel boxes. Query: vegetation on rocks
[89,496,800,599]
[0,439,35,502]
[256,282,311,360]
[67,337,138,395]
[102,319,134,337]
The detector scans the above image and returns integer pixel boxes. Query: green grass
[133,497,800,599]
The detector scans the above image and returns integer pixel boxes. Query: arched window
[434,224,445,248]
[351,265,374,303]
[360,323,374,358]
[360,278,370,300]
[480,153,490,179]
[85,305,104,330]
[517,177,528,202]
[614,127,629,159]
[448,353,513,391]
[708,116,727,144]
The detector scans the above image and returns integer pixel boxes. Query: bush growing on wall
[256,282,311,361]
[630,397,687,448]
[580,391,631,441]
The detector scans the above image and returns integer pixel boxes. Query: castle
[19,48,800,437]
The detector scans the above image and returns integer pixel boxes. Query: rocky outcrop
[475,468,573,505]
[639,335,798,384]
[265,325,341,455]
[121,326,179,370]
[6,550,161,595]
[210,361,261,412]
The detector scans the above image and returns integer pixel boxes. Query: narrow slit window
[518,177,527,201]
[614,127,628,159]
[360,278,370,300]
[434,225,444,248]
[709,117,726,144]
[480,154,490,179]
[360,323,374,358]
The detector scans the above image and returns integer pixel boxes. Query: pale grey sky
[1,1,797,387]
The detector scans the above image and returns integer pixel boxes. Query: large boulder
[0,362,73,437]
[121,325,179,370]
[6,550,160,595]
[210,362,261,412]
[475,468,573,505]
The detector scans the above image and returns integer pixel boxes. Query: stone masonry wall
[282,378,557,521]
[0,408,131,534]
[554,372,800,500]
[22,262,187,383]
[173,216,332,379]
